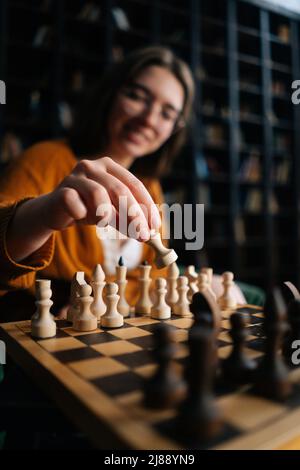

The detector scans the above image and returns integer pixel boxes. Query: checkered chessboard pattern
[14,305,300,449]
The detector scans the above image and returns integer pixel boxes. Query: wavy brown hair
[69,46,195,178]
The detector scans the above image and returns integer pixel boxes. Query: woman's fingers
[62,174,113,226]
[101,157,161,230]
[73,159,152,240]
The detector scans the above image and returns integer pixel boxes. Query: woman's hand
[43,157,161,240]
[6,157,161,262]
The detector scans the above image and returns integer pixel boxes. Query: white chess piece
[218,271,237,309]
[166,262,179,311]
[116,258,130,317]
[135,262,153,315]
[146,231,178,268]
[198,272,217,303]
[184,265,199,302]
[173,276,192,317]
[91,264,106,320]
[151,278,171,320]
[73,283,98,331]
[101,283,124,328]
[31,279,56,339]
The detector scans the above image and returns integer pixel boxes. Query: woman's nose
[140,103,160,129]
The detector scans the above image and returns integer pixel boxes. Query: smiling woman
[0,47,195,311]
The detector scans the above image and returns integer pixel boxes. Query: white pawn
[67,271,85,322]
[101,283,124,328]
[218,271,237,310]
[201,267,213,287]
[135,262,153,315]
[73,283,98,332]
[116,257,130,317]
[198,272,217,303]
[91,264,106,320]
[184,265,199,302]
[31,279,56,339]
[173,276,192,317]
[151,278,171,320]
[166,262,179,311]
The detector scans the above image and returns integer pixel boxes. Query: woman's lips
[125,129,147,145]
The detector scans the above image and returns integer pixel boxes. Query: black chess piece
[222,312,256,385]
[190,292,218,371]
[190,292,214,329]
[143,323,186,409]
[283,299,300,367]
[176,326,223,441]
[253,288,292,401]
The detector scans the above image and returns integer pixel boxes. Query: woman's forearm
[6,195,54,263]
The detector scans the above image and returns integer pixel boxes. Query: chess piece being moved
[151,278,171,320]
[184,265,198,302]
[253,288,292,401]
[173,276,192,317]
[73,283,98,332]
[67,271,86,322]
[144,323,186,409]
[222,312,256,384]
[31,279,56,339]
[116,257,130,317]
[135,261,152,315]
[176,325,223,441]
[101,283,124,328]
[146,231,177,269]
[91,264,106,320]
[218,271,237,310]
[165,262,179,311]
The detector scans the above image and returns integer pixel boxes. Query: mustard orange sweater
[0,140,168,305]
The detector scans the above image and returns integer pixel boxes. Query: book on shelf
[272,160,290,184]
[239,153,262,182]
[111,7,130,31]
[244,189,279,214]
[276,24,290,43]
[77,2,102,22]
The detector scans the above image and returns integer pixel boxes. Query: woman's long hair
[69,46,195,178]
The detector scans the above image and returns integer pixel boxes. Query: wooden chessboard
[1,305,300,450]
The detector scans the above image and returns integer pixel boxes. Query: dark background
[0,0,299,290]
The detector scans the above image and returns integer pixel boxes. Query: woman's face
[106,65,185,164]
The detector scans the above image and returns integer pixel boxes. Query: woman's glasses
[119,84,186,134]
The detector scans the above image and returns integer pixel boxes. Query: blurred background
[0,0,299,291]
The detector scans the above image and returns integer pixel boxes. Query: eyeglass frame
[117,82,186,135]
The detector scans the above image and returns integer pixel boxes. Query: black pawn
[222,312,256,385]
[283,299,300,367]
[143,323,186,409]
[190,292,214,330]
[176,326,223,441]
[253,288,292,401]
[190,292,218,370]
